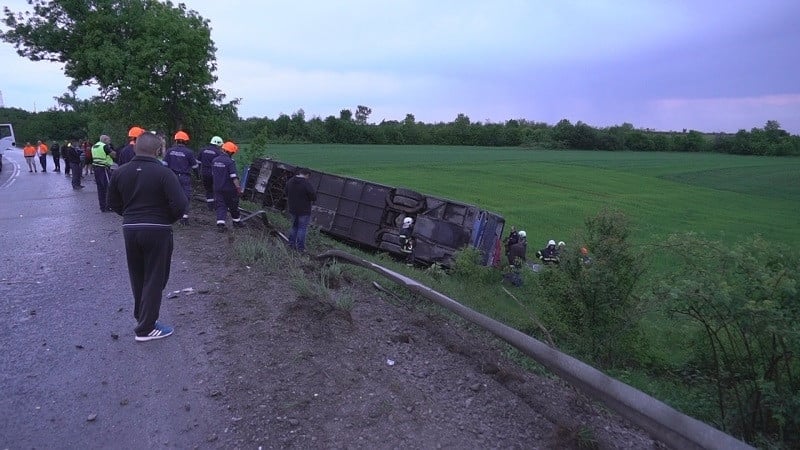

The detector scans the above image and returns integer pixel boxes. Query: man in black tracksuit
[107,132,188,342]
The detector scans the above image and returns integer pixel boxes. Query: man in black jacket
[64,141,83,189]
[107,132,188,342]
[284,168,317,252]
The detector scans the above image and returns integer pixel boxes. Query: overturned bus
[242,158,505,268]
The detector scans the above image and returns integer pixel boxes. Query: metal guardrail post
[316,249,754,450]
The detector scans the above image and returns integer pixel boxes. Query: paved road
[0,148,227,448]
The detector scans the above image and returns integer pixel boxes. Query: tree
[354,105,372,125]
[1,0,237,139]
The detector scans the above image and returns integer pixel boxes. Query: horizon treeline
[2,106,798,157]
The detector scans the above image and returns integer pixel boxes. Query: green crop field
[253,144,800,251]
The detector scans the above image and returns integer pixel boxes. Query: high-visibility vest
[23,145,36,157]
[38,143,48,154]
[91,141,114,166]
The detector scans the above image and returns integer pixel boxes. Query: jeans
[288,214,311,251]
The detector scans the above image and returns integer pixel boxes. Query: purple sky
[2,0,799,133]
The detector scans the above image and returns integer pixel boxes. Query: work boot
[217,223,227,233]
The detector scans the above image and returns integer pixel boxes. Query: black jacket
[107,155,188,225]
[284,175,316,215]
[64,144,82,164]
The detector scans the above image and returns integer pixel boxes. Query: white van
[0,123,16,172]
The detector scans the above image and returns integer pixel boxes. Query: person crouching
[211,141,243,232]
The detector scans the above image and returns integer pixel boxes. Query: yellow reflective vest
[91,141,114,166]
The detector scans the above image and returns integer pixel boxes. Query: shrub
[652,234,800,445]
[534,208,647,367]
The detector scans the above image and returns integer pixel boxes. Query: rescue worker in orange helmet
[117,126,145,166]
[211,141,243,232]
[162,130,198,225]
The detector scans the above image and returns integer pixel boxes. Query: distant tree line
[4,104,797,157]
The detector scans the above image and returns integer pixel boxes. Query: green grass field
[253,144,800,251]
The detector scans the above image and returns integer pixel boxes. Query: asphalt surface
[0,149,227,448]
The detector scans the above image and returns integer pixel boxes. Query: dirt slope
[169,212,660,449]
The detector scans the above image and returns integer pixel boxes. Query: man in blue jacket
[163,131,198,225]
[107,131,188,342]
[211,141,243,232]
[199,136,224,210]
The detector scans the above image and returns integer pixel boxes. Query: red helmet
[127,126,145,138]
[173,131,190,141]
[221,141,238,154]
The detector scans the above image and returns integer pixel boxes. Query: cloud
[647,95,800,132]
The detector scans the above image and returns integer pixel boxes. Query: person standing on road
[284,167,317,252]
[117,126,145,166]
[198,135,224,211]
[37,140,49,172]
[211,141,243,232]
[64,141,83,189]
[62,140,72,177]
[107,131,188,342]
[163,131,198,225]
[50,141,61,172]
[91,135,116,212]
[23,142,37,172]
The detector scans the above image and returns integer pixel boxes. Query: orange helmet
[221,141,238,154]
[127,126,145,138]
[173,131,190,141]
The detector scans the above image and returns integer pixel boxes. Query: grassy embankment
[240,144,800,426]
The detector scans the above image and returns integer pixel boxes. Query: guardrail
[316,249,754,450]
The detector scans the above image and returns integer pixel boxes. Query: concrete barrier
[317,249,754,450]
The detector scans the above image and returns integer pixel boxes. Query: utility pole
[0,90,4,108]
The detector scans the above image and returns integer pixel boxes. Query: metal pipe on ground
[316,249,753,450]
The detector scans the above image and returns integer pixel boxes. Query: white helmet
[558,241,565,246]
[548,239,556,246]
[518,230,526,238]
[402,217,413,227]
[210,136,223,145]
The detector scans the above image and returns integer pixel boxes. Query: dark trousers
[214,189,241,223]
[39,155,47,172]
[288,214,311,251]
[64,158,71,175]
[177,174,192,216]
[51,152,61,171]
[202,173,215,209]
[123,226,174,335]
[93,165,111,210]
[70,162,81,187]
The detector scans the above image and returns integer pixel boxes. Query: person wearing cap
[536,239,560,264]
[117,126,145,166]
[284,167,317,252]
[107,132,188,342]
[37,140,49,172]
[211,141,243,232]
[198,136,224,210]
[91,134,116,212]
[163,131,198,225]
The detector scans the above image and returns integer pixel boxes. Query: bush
[652,234,800,446]
[534,209,647,367]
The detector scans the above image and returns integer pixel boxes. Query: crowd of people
[502,225,592,286]
[28,126,256,342]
